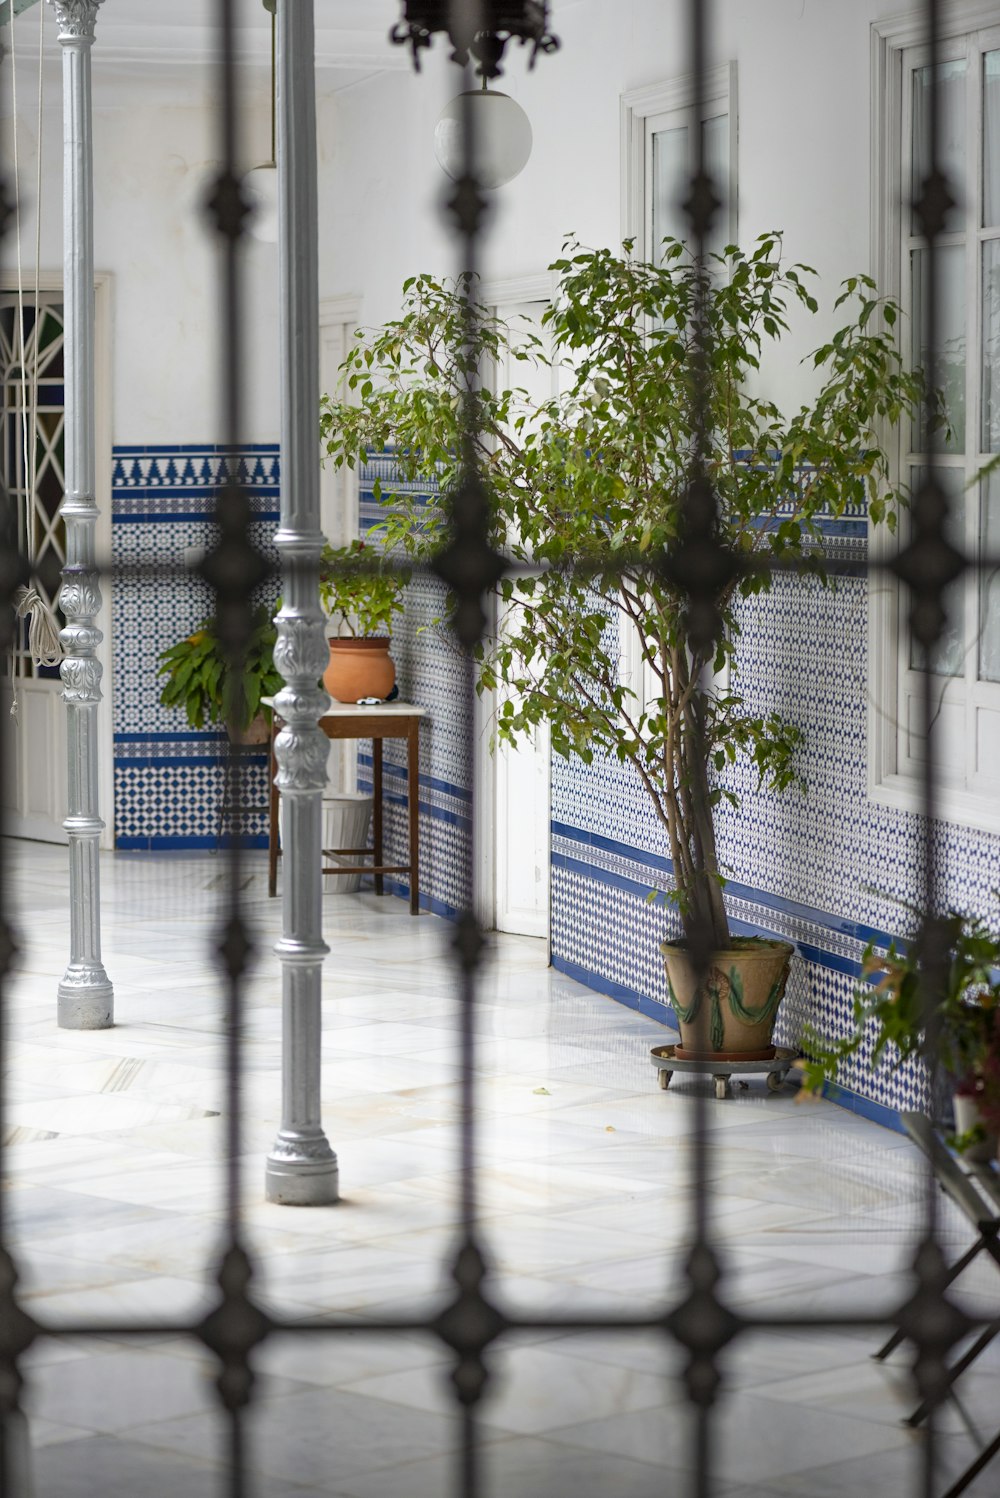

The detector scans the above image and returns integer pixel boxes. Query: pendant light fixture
[243,0,278,244]
[433,75,533,190]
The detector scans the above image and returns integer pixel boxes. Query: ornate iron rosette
[390,1,559,77]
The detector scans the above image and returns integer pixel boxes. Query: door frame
[474,271,556,942]
[318,294,362,796]
[1,271,114,848]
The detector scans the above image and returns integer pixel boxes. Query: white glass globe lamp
[433,88,533,190]
[243,163,279,244]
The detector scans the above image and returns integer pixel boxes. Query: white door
[2,293,69,843]
[0,284,113,847]
[487,298,554,939]
[318,299,361,817]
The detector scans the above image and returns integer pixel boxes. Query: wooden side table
[267,702,427,915]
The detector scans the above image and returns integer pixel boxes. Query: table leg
[268,716,280,898]
[408,721,420,915]
[373,737,384,896]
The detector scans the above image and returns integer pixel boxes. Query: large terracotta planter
[324,638,396,704]
[660,937,794,1061]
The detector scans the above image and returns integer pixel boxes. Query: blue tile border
[552,953,678,1027]
[552,820,897,954]
[115,834,268,851]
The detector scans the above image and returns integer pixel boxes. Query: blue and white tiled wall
[356,454,472,918]
[111,445,279,849]
[552,560,1000,1128]
[112,446,1000,1128]
[356,462,1000,1128]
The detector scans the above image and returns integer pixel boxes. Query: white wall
[3,47,280,447]
[1,0,916,442]
[319,0,908,414]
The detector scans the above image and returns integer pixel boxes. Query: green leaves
[317,234,922,942]
[156,606,283,733]
[801,908,1000,1100]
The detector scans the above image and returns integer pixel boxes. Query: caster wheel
[658,1068,673,1090]
[766,1070,784,1093]
[714,1076,729,1100]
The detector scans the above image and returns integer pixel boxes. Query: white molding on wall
[88,24,410,76]
[478,271,556,309]
[620,60,737,252]
[873,1,1000,51]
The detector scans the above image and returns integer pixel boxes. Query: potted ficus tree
[319,233,925,1061]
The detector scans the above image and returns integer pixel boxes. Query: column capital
[47,0,103,44]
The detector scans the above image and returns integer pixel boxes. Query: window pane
[911,245,966,453]
[652,125,689,259]
[985,51,1000,227]
[911,59,966,235]
[980,469,1000,682]
[702,113,730,262]
[985,239,1000,453]
[909,465,966,676]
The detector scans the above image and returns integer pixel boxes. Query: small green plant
[157,605,283,733]
[801,908,1000,1111]
[318,538,409,638]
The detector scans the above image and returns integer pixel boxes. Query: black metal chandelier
[390,1,559,78]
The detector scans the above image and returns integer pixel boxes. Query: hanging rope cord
[9,2,63,725]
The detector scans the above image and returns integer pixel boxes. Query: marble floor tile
[547,1390,917,1485]
[29,1435,239,1498]
[128,1386,466,1486]
[344,1341,672,1436]
[4,842,999,1495]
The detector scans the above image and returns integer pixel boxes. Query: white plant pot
[322,792,373,895]
[953,1093,999,1162]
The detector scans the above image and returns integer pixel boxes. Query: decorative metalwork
[0,1,993,1496]
[390,0,559,77]
[46,0,101,43]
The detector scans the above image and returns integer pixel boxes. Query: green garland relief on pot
[727,964,787,1025]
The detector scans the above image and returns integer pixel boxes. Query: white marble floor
[4,841,999,1497]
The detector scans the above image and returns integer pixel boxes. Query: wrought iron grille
[0,0,997,1494]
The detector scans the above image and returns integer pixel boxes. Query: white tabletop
[263,697,427,719]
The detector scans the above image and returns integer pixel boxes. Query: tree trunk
[677,688,731,953]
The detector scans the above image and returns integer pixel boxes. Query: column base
[57,965,114,1030]
[265,1138,339,1206]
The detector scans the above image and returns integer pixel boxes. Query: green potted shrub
[319,234,924,1059]
[157,604,283,743]
[318,538,409,703]
[802,909,1000,1158]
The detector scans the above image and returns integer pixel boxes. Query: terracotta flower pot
[660,937,794,1060]
[324,637,396,704]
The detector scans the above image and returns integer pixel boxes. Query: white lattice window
[0,292,66,677]
[870,8,1000,831]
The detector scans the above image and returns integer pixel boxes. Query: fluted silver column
[49,0,113,1031]
[265,0,337,1205]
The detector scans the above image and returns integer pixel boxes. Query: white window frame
[870,6,1000,833]
[619,64,737,717]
